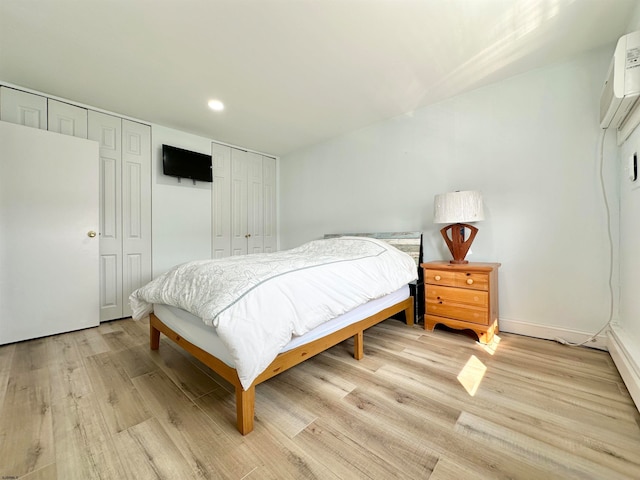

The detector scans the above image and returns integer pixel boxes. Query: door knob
[87,231,97,238]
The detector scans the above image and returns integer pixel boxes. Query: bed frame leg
[236,385,255,435]
[406,299,415,327]
[354,331,364,360]
[150,323,160,350]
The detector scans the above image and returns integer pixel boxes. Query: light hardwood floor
[1,316,639,479]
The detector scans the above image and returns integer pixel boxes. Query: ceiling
[0,0,637,156]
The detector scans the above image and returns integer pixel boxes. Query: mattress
[153,284,410,368]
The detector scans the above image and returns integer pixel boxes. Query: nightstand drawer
[426,285,488,307]
[425,302,489,325]
[424,269,488,291]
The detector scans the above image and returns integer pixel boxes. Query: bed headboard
[323,231,423,268]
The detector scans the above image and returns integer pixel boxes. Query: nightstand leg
[476,320,498,344]
[424,315,435,331]
[477,330,492,344]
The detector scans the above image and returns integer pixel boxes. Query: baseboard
[498,317,609,350]
[608,325,640,411]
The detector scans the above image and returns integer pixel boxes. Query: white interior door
[88,111,123,321]
[0,121,100,344]
[262,156,277,253]
[230,149,248,256]
[0,87,47,130]
[47,99,88,138]
[246,152,264,254]
[121,120,151,318]
[211,142,231,259]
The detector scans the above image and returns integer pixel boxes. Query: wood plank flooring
[1,317,639,479]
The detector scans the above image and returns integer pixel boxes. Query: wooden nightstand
[421,261,500,344]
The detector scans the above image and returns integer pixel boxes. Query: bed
[131,232,422,434]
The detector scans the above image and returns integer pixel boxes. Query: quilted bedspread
[130,236,417,389]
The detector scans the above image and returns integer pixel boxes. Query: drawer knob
[466,278,474,285]
[434,275,441,281]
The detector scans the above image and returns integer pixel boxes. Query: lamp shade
[434,190,484,224]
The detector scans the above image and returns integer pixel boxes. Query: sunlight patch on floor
[457,355,487,396]
[478,334,501,355]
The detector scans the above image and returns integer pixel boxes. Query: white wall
[609,11,640,409]
[151,125,213,276]
[620,11,640,342]
[280,46,617,344]
[615,119,640,408]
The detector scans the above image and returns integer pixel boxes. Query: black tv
[162,144,212,182]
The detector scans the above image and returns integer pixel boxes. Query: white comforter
[130,236,417,389]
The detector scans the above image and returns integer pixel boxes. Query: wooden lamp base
[440,223,478,264]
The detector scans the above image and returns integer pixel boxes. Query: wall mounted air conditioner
[600,30,640,144]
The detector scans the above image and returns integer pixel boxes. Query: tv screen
[162,144,212,182]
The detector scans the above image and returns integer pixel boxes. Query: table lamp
[433,190,484,264]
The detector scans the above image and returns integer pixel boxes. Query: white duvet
[130,236,417,389]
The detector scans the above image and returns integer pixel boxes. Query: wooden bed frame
[149,296,414,435]
[149,231,422,435]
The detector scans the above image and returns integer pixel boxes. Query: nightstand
[421,261,500,344]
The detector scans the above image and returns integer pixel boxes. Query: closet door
[246,152,264,254]
[211,142,231,258]
[212,145,277,258]
[121,120,152,317]
[89,111,123,321]
[263,156,277,253]
[230,149,249,256]
[47,99,88,138]
[0,87,47,129]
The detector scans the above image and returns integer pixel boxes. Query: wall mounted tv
[162,144,212,183]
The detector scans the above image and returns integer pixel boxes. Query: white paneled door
[89,111,122,321]
[246,151,264,255]
[212,142,231,258]
[0,87,47,129]
[88,112,151,321]
[121,119,151,318]
[262,156,277,253]
[230,148,249,256]
[47,99,88,138]
[0,121,99,344]
[212,142,277,258]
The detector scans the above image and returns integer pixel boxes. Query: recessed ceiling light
[208,99,224,111]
